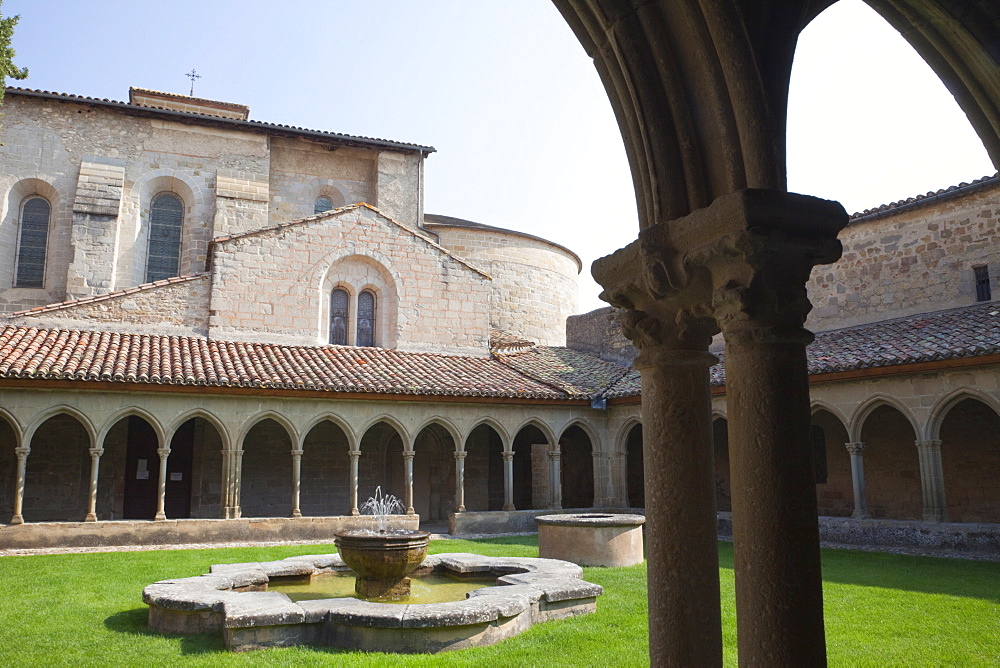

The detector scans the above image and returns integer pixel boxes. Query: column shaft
[404,452,415,515]
[221,448,233,519]
[154,448,170,521]
[232,449,244,519]
[846,442,869,519]
[638,348,722,666]
[549,451,562,509]
[725,335,826,665]
[349,450,361,516]
[291,449,304,518]
[454,451,466,512]
[502,452,515,511]
[86,448,103,522]
[10,447,29,525]
[916,440,948,522]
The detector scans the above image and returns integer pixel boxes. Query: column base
[502,503,515,511]
[85,513,97,522]
[155,512,167,521]
[851,510,870,520]
[291,510,302,518]
[406,508,415,515]
[350,508,360,516]
[9,514,23,525]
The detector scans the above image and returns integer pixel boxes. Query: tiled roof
[493,346,631,398]
[0,328,565,399]
[1,302,997,401]
[849,174,998,221]
[8,274,209,317]
[5,87,435,154]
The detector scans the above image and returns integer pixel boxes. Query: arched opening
[14,196,51,288]
[464,424,504,511]
[101,415,162,520]
[358,422,405,506]
[300,420,351,516]
[625,423,643,509]
[240,418,293,518]
[170,417,225,519]
[24,414,91,521]
[859,405,920,520]
[511,424,547,510]
[713,418,731,513]
[0,417,18,521]
[560,425,593,509]
[811,410,852,517]
[940,398,1000,523]
[412,423,456,521]
[146,192,184,283]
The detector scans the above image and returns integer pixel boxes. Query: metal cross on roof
[184,69,201,96]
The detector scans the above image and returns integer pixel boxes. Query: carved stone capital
[15,446,30,458]
[290,449,304,458]
[502,452,514,462]
[915,439,942,451]
[548,451,561,461]
[156,448,171,459]
[348,450,362,458]
[454,451,467,461]
[845,442,865,456]
[89,448,105,458]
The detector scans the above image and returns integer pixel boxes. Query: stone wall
[807,180,1000,332]
[565,306,637,365]
[268,139,375,223]
[426,219,580,347]
[209,206,492,354]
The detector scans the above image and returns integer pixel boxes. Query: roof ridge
[7,274,209,317]
[211,204,493,280]
[849,173,999,221]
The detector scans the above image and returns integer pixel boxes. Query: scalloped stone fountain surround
[143,552,603,653]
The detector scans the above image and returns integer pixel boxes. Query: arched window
[14,196,51,288]
[357,290,376,347]
[314,196,333,215]
[146,193,184,283]
[330,288,349,345]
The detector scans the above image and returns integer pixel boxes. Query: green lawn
[0,537,997,666]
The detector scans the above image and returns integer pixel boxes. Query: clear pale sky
[5,0,995,313]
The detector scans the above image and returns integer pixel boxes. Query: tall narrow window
[146,193,184,283]
[330,288,349,345]
[314,196,333,215]
[974,265,992,302]
[357,290,376,347]
[15,197,51,288]
[811,424,828,485]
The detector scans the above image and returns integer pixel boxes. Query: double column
[916,439,948,522]
[846,442,870,518]
[593,189,847,666]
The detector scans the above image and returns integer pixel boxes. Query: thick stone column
[454,451,467,512]
[548,450,562,509]
[154,447,170,521]
[86,447,104,522]
[502,452,515,511]
[709,192,845,667]
[916,439,948,522]
[221,448,234,519]
[403,451,415,515]
[845,442,870,519]
[290,449,304,518]
[10,446,29,525]
[348,450,362,516]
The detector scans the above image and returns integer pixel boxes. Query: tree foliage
[0,0,28,107]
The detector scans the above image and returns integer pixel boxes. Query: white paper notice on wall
[170,472,183,481]
[137,458,149,479]
[136,470,149,480]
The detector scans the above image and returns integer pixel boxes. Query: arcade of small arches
[0,400,616,527]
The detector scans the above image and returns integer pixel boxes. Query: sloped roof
[1,302,997,401]
[849,173,998,222]
[5,87,434,154]
[8,274,209,317]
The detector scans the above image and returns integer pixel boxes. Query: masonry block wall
[807,180,1000,332]
[426,220,580,347]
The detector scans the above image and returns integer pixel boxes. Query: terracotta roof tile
[493,346,630,398]
[849,174,998,221]
[8,274,209,317]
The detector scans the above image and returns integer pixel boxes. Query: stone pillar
[290,449,304,518]
[348,450,362,516]
[502,452,515,511]
[403,451,415,515]
[154,447,171,521]
[845,442,870,519]
[710,192,845,666]
[10,446,29,525]
[591,451,605,507]
[454,451,467,512]
[548,450,562,509]
[232,449,244,519]
[593,188,846,667]
[916,439,948,522]
[85,447,104,522]
[615,451,628,507]
[221,449,233,519]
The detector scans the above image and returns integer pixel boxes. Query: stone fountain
[333,487,430,600]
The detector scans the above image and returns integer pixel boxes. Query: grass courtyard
[0,536,997,666]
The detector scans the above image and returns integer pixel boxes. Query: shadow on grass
[716,540,1000,602]
[104,608,224,655]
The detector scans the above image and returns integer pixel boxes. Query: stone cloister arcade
[0,390,613,527]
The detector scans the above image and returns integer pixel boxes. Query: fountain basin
[143,552,603,653]
[334,529,430,600]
